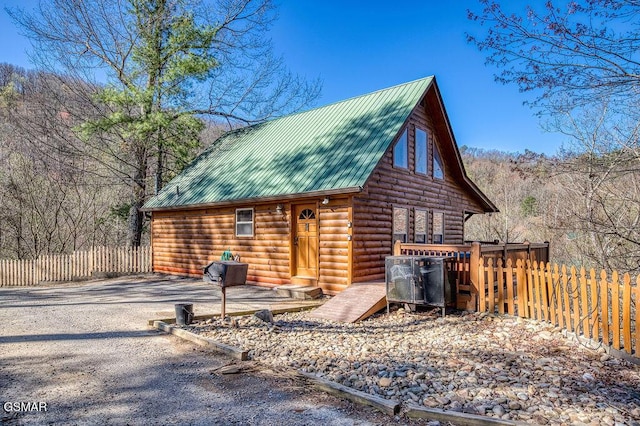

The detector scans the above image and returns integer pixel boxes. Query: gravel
[185,308,640,425]
[0,276,420,425]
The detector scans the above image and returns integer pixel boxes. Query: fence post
[544,241,550,264]
[502,243,508,265]
[505,259,514,316]
[516,259,527,318]
[469,242,481,311]
[622,274,632,354]
[497,258,505,315]
[393,240,402,256]
[611,271,621,350]
[635,275,640,357]
[589,268,600,341]
[478,256,485,312]
[88,247,94,276]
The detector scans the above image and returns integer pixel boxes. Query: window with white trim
[432,211,444,244]
[393,207,408,243]
[235,208,254,237]
[414,209,427,244]
[393,129,408,169]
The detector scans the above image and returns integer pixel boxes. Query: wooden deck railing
[393,240,550,310]
[478,258,639,361]
[0,246,152,287]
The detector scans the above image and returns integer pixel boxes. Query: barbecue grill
[203,260,248,318]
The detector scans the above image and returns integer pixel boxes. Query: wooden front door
[294,204,318,278]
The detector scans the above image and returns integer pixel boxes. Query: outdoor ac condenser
[385,256,455,316]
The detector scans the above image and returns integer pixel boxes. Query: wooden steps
[309,281,387,323]
[275,284,323,300]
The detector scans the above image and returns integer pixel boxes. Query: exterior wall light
[276,204,283,214]
[321,197,330,205]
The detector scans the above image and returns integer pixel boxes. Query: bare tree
[8,0,321,246]
[0,65,130,259]
[468,1,640,271]
[468,0,640,113]
[548,102,640,272]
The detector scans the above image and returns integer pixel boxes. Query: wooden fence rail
[0,246,152,287]
[478,258,639,360]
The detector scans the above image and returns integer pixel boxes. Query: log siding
[151,197,352,293]
[352,101,485,283]
[152,204,291,285]
[318,202,350,293]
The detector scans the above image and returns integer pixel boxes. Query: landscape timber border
[152,314,530,424]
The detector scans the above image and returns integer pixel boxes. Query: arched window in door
[299,209,315,220]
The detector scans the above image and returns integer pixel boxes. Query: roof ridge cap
[313,75,434,110]
[236,75,435,128]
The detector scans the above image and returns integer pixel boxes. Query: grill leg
[221,286,226,320]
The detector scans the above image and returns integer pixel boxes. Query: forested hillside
[0,63,232,260]
[0,64,131,259]
[462,146,640,274]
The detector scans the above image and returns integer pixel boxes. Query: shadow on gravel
[1,344,349,425]
[0,276,290,309]
[2,350,229,425]
[0,276,388,425]
[0,330,156,343]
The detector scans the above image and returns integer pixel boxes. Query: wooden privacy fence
[0,246,152,287]
[478,258,639,360]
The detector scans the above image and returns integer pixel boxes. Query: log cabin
[142,76,498,294]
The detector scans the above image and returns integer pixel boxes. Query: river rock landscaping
[182,309,640,425]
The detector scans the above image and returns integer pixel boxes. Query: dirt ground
[0,275,436,425]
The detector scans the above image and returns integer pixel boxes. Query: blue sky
[0,0,566,154]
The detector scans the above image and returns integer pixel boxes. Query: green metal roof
[143,76,434,210]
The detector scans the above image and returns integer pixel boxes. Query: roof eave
[141,186,364,212]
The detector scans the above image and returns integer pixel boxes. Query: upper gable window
[433,146,444,179]
[393,129,408,169]
[415,128,427,175]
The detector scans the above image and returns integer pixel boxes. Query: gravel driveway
[0,275,406,426]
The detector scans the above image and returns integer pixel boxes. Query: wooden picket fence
[0,246,152,287]
[394,240,550,311]
[478,258,640,360]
